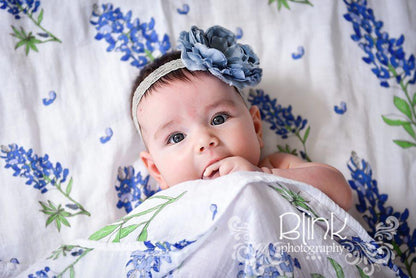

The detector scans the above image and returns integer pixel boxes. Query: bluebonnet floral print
[291,46,305,59]
[343,0,416,149]
[235,27,243,39]
[90,3,171,69]
[42,90,56,106]
[99,127,113,144]
[176,4,189,15]
[1,144,68,193]
[126,240,194,277]
[0,0,40,19]
[115,166,159,213]
[0,144,90,231]
[236,243,300,277]
[1,0,61,55]
[334,101,347,114]
[247,89,311,161]
[47,245,93,277]
[348,152,415,277]
[210,204,218,220]
[27,266,55,278]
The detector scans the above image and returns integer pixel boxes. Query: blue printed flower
[0,144,69,193]
[248,89,307,140]
[248,89,311,160]
[27,266,54,278]
[115,166,159,213]
[90,3,171,69]
[0,0,40,19]
[237,243,300,277]
[178,25,262,89]
[126,240,194,277]
[176,4,189,15]
[343,0,415,88]
[347,152,415,276]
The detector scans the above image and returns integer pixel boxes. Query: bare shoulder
[259,152,305,169]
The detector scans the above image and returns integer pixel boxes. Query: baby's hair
[130,51,198,112]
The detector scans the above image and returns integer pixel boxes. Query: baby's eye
[168,133,185,144]
[211,113,230,126]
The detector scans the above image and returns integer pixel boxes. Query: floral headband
[132,25,263,135]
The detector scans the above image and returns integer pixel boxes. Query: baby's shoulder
[260,152,305,169]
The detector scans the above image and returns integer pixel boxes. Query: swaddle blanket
[16,172,398,277]
[1,0,415,277]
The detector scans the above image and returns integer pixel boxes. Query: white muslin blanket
[16,172,398,277]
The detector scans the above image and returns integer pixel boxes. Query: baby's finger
[203,161,221,178]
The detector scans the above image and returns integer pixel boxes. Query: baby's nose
[197,135,219,153]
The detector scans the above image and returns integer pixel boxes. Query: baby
[131,26,352,211]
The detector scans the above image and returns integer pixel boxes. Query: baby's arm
[260,153,352,211]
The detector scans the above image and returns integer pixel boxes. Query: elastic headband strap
[131,59,186,135]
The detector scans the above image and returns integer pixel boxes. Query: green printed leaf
[328,257,344,278]
[148,195,173,201]
[311,274,325,278]
[356,266,369,278]
[11,26,22,39]
[303,126,310,142]
[277,144,298,156]
[393,96,412,119]
[113,229,121,243]
[39,201,50,211]
[403,123,416,139]
[381,115,408,126]
[89,224,119,240]
[56,217,62,232]
[412,92,416,106]
[37,9,44,24]
[280,0,290,10]
[59,215,71,228]
[119,224,140,240]
[138,227,148,241]
[66,177,73,195]
[48,200,57,210]
[46,214,58,227]
[69,266,75,278]
[393,140,416,148]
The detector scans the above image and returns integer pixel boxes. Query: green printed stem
[388,65,416,124]
[56,248,93,278]
[55,180,91,217]
[90,191,187,242]
[15,3,61,43]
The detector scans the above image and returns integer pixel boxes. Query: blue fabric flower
[178,25,262,89]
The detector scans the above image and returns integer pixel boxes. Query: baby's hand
[203,156,261,179]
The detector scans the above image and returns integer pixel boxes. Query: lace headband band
[131,58,186,134]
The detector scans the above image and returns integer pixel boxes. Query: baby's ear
[140,151,168,189]
[249,105,264,148]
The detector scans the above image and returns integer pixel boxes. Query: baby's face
[137,72,263,189]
